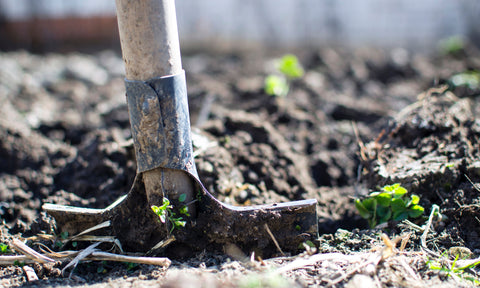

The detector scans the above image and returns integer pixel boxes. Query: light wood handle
[115,0,182,80]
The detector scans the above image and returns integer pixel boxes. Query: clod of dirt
[362,87,480,251]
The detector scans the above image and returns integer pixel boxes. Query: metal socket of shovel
[43,0,318,257]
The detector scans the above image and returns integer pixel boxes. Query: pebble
[345,274,376,288]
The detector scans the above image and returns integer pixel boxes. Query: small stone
[345,274,376,288]
[448,246,473,259]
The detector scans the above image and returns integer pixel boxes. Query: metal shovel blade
[43,172,317,256]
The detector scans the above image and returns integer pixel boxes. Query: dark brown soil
[1,45,480,287]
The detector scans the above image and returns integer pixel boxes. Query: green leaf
[175,220,186,228]
[304,240,315,248]
[375,192,392,207]
[393,210,409,221]
[0,243,10,254]
[265,75,289,97]
[151,205,167,223]
[362,197,377,211]
[377,206,392,224]
[355,199,371,219]
[278,54,304,79]
[391,198,406,212]
[382,184,396,192]
[369,191,380,197]
[393,186,407,198]
[408,194,420,206]
[449,71,480,89]
[408,205,425,218]
[162,198,171,207]
[178,194,187,203]
[179,205,190,217]
[151,205,160,214]
[439,36,464,55]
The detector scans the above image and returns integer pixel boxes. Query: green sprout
[438,36,465,55]
[264,54,304,97]
[355,183,424,228]
[265,75,289,97]
[427,253,480,285]
[151,197,186,233]
[448,70,480,90]
[0,243,10,254]
[125,262,139,271]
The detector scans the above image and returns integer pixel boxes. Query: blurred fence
[0,0,479,52]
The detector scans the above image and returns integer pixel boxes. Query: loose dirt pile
[0,45,480,287]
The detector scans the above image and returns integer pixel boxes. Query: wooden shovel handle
[115,0,194,211]
[115,0,182,80]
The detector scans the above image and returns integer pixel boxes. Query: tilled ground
[0,45,480,287]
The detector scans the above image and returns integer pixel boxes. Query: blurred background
[0,0,479,53]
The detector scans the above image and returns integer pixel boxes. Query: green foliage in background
[264,54,304,97]
[355,183,424,228]
[438,36,465,55]
[278,54,304,78]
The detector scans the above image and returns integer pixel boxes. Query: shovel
[43,0,318,257]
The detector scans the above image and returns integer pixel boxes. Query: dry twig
[11,239,55,264]
[62,242,101,277]
[264,224,285,256]
[421,205,441,258]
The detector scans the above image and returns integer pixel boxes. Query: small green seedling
[264,54,304,97]
[125,262,139,271]
[265,75,289,97]
[427,253,480,285]
[0,243,10,254]
[355,183,424,228]
[448,70,480,90]
[438,36,465,55]
[151,197,187,233]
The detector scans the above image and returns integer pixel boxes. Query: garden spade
[43,0,318,257]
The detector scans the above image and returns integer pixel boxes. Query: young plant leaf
[393,210,409,221]
[355,199,371,219]
[376,206,392,224]
[409,194,420,206]
[278,54,304,79]
[408,205,425,218]
[375,192,392,207]
[179,205,190,217]
[393,186,407,198]
[178,193,187,203]
[382,184,395,192]
[362,197,377,211]
[0,243,10,254]
[265,75,289,97]
[391,198,406,212]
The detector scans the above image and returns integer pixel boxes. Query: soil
[0,44,480,287]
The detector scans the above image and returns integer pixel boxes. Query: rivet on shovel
[43,0,318,257]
